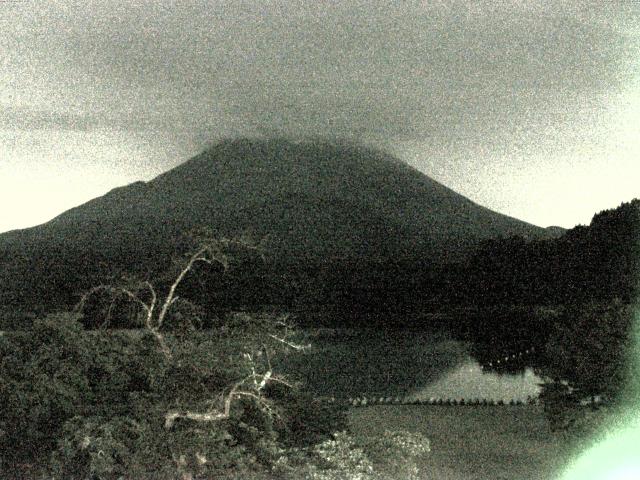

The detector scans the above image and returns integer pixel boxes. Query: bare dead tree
[74,232,308,480]
[75,233,266,359]
[162,312,308,480]
[163,314,308,429]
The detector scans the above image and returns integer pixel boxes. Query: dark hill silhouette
[0,138,557,312]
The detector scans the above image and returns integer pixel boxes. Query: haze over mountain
[0,139,558,310]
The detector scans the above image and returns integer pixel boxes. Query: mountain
[544,226,566,237]
[0,138,556,312]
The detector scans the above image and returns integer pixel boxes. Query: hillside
[0,138,555,312]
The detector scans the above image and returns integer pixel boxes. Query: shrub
[359,430,431,480]
[275,431,374,480]
[0,312,349,478]
[0,307,36,330]
[50,412,262,480]
[274,430,431,480]
[0,313,93,469]
[537,300,635,432]
[51,415,142,479]
[266,383,349,449]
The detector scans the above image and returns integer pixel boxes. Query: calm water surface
[284,329,543,401]
[412,358,541,402]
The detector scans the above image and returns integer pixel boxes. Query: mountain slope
[0,138,554,310]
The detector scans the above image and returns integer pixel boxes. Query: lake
[281,328,543,402]
[411,358,541,403]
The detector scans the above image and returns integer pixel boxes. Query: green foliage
[275,431,375,480]
[274,430,431,480]
[0,313,93,466]
[160,298,205,334]
[0,307,36,330]
[1,228,429,478]
[50,413,257,480]
[538,383,612,435]
[359,430,431,480]
[0,312,350,478]
[51,415,142,479]
[542,301,633,399]
[267,385,350,449]
[537,300,634,432]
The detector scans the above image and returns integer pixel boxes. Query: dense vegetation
[0,312,345,478]
[0,234,433,478]
[535,300,637,432]
[0,312,438,479]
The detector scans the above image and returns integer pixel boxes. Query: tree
[75,232,311,433]
[75,231,265,355]
[2,230,433,478]
[536,300,635,431]
[0,232,344,480]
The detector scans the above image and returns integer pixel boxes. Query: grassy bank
[349,405,582,480]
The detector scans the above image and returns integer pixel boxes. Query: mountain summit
[0,138,553,310]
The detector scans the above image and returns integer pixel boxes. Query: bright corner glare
[558,307,640,480]
[559,419,640,480]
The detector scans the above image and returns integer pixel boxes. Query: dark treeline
[200,199,639,336]
[452,199,639,306]
[2,200,638,335]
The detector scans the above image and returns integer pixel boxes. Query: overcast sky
[1,0,639,233]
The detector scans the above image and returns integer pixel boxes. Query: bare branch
[150,328,173,359]
[143,281,157,329]
[77,232,295,433]
[164,366,289,430]
[266,374,294,390]
[193,256,213,264]
[75,282,173,358]
[164,410,226,429]
[268,334,310,351]
[164,374,249,428]
[156,245,228,329]
[75,284,151,318]
[257,370,272,390]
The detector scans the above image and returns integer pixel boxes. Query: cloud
[2,0,637,147]
[0,106,98,131]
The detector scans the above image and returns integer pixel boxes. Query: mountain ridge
[0,138,561,311]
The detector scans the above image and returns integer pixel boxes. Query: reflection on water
[412,358,542,403]
[281,330,469,397]
[283,330,543,400]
